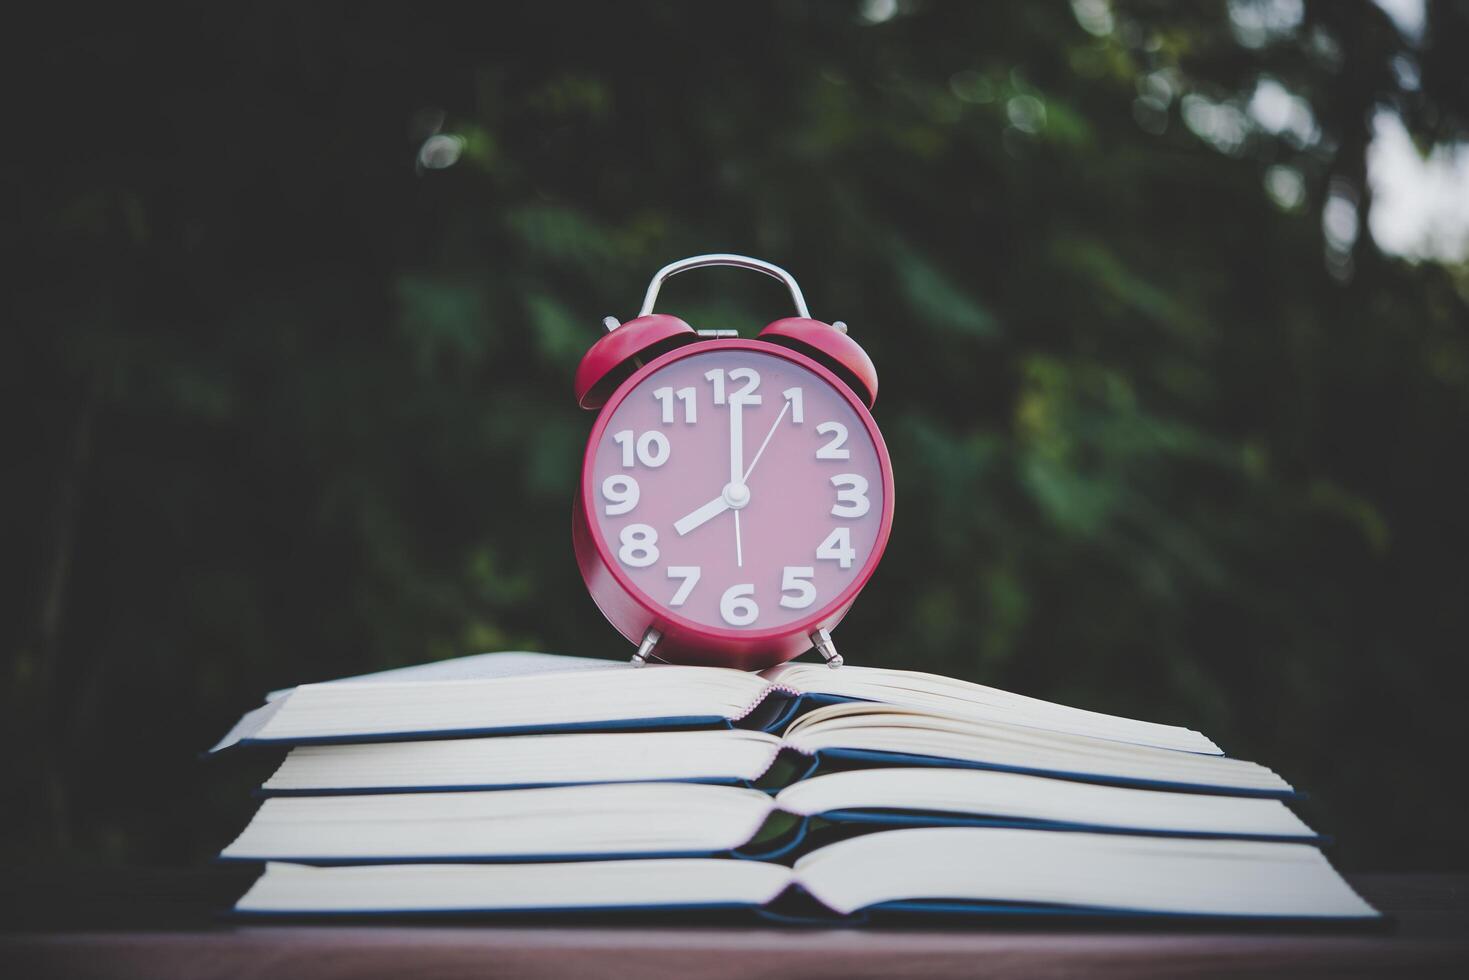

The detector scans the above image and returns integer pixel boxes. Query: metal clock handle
[639,253,812,319]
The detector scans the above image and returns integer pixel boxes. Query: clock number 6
[720,583,759,626]
[830,474,870,518]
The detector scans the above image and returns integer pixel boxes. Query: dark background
[4,1,1467,874]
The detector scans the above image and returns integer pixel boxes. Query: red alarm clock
[572,255,893,670]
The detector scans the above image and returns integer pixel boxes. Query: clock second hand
[741,400,791,484]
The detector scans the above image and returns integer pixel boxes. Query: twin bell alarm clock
[571,255,893,670]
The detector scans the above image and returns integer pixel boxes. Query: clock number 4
[816,527,856,569]
[653,387,697,424]
[613,429,670,468]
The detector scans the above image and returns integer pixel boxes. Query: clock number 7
[667,566,701,606]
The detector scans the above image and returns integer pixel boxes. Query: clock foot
[630,627,663,667]
[811,628,844,669]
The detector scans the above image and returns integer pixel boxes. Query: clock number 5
[830,474,870,518]
[780,566,816,609]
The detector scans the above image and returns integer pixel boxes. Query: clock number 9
[613,429,671,468]
[601,475,640,516]
[618,524,659,567]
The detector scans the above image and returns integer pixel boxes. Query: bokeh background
[5,1,1467,873]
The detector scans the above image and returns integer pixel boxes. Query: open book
[234,827,1378,924]
[217,654,1288,797]
[222,769,1321,866]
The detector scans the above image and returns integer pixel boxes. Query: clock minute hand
[728,394,745,488]
[674,494,731,536]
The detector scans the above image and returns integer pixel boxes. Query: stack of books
[212,652,1379,925]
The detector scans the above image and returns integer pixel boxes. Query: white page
[263,729,785,792]
[222,783,778,861]
[794,827,1377,918]
[237,859,793,913]
[265,651,625,702]
[225,666,771,749]
[767,663,1219,754]
[774,768,1314,837]
[783,704,1289,793]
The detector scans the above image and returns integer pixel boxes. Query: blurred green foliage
[4,1,1467,870]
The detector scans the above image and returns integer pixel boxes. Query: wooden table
[3,871,1465,978]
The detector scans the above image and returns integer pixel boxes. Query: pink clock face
[587,347,888,636]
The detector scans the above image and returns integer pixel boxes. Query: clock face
[586,346,888,636]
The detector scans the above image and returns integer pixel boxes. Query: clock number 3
[830,474,870,518]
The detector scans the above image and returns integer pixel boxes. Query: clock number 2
[815,421,849,459]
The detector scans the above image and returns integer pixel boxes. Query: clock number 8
[618,524,659,568]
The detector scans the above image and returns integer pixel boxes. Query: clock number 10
[613,429,670,468]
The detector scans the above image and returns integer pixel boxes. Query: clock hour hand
[674,494,731,536]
